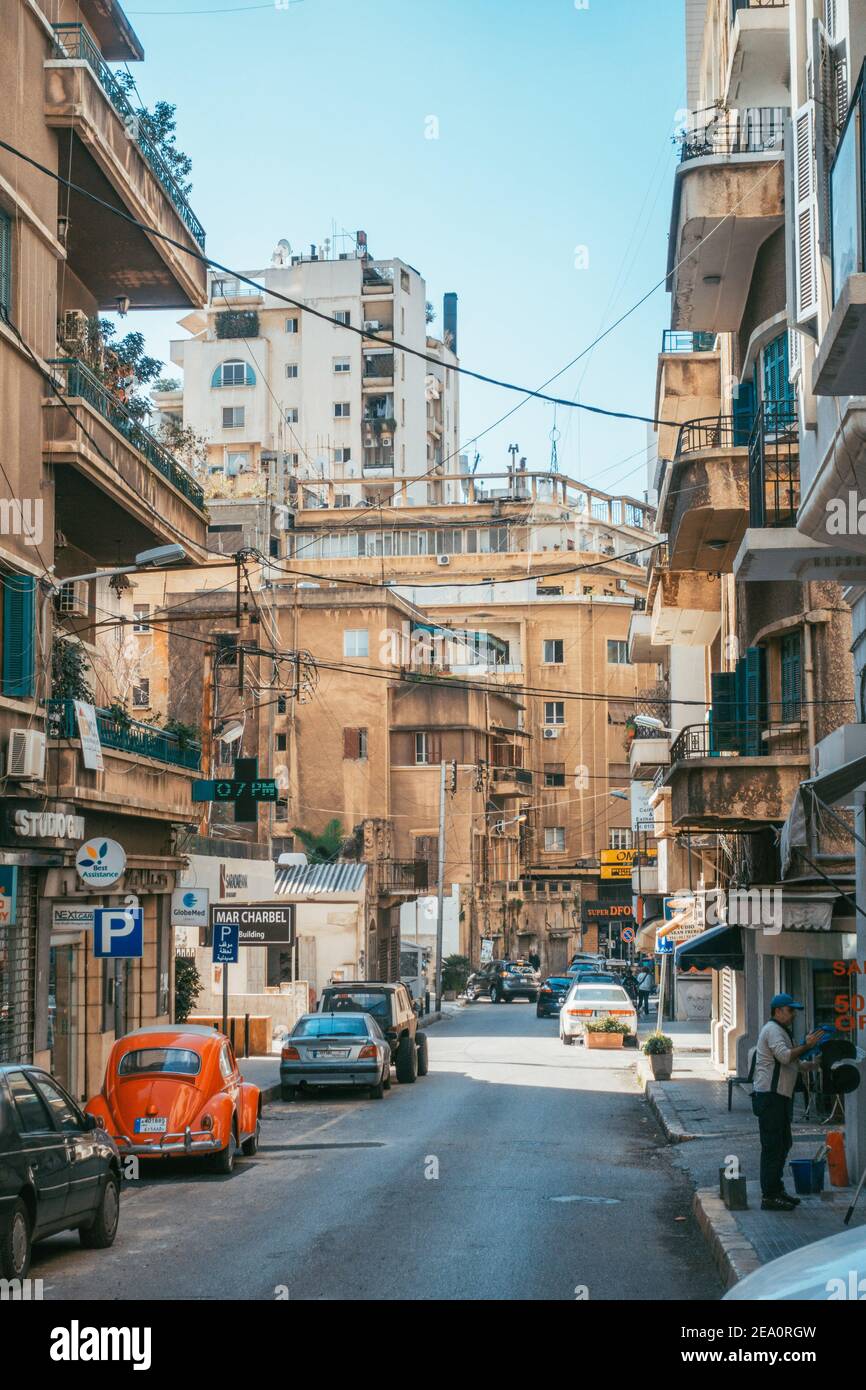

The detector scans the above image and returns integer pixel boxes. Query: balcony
[666,720,809,830]
[45,359,208,562]
[363,354,395,383]
[46,700,201,822]
[628,612,668,664]
[651,567,722,647]
[491,767,533,798]
[658,414,750,570]
[747,402,799,527]
[377,860,429,895]
[629,732,671,779]
[725,2,790,108]
[667,107,785,332]
[45,23,206,307]
[814,64,866,396]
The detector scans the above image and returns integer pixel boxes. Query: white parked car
[723,1223,866,1300]
[559,981,638,1046]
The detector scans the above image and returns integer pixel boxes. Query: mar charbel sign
[75,838,126,887]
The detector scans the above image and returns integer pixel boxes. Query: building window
[275,798,288,821]
[222,406,245,429]
[344,629,369,658]
[343,727,368,760]
[607,639,629,665]
[334,358,351,373]
[415,732,430,764]
[544,827,565,852]
[544,701,565,725]
[225,452,250,474]
[285,363,299,379]
[609,828,633,850]
[762,332,795,419]
[211,360,254,388]
[0,210,12,315]
[400,269,410,293]
[132,678,150,708]
[275,733,287,752]
[285,408,299,424]
[542,638,564,665]
[286,317,299,333]
[544,764,565,788]
[334,447,351,464]
[277,696,287,714]
[334,494,352,508]
[334,402,351,418]
[133,604,150,634]
[1,572,35,699]
[780,631,802,722]
[334,310,350,326]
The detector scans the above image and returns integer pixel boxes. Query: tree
[84,318,163,422]
[291,818,344,864]
[425,300,436,325]
[174,957,202,1023]
[114,74,193,195]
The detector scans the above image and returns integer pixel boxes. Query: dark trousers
[638,989,651,1016]
[753,1091,794,1198]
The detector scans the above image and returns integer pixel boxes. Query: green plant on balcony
[159,716,201,751]
[291,818,344,864]
[113,74,194,196]
[79,318,163,424]
[153,415,209,477]
[105,701,133,733]
[215,309,259,340]
[51,635,94,703]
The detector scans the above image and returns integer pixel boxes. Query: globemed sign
[171,888,209,929]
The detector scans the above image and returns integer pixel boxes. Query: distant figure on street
[623,969,639,1005]
[636,965,653,1016]
[752,995,822,1212]
[528,951,541,972]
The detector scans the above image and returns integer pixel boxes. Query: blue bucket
[789,1158,826,1195]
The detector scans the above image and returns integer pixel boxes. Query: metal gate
[720,966,735,1029]
[0,868,38,1063]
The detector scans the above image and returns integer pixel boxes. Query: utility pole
[434,759,447,1012]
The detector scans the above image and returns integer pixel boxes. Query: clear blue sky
[122,0,684,499]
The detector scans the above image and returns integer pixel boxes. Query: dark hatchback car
[535,976,574,1018]
[465,960,540,1004]
[0,1064,121,1280]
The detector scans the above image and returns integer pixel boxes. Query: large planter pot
[649,1051,673,1080]
[586,1032,624,1050]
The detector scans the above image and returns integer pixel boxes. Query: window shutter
[736,647,767,755]
[788,328,802,384]
[343,727,360,760]
[2,573,36,699]
[0,210,11,314]
[732,379,756,447]
[709,671,738,753]
[428,734,442,764]
[793,101,820,327]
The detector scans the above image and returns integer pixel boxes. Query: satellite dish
[271,239,292,267]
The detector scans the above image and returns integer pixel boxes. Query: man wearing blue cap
[752,995,823,1211]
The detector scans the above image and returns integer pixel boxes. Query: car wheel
[280,1084,295,1102]
[465,987,478,1002]
[502,993,512,1003]
[212,1130,237,1175]
[416,1032,429,1076]
[383,1064,392,1090]
[395,1035,418,1083]
[536,1008,546,1018]
[489,986,500,1005]
[79,1173,120,1250]
[369,1071,385,1099]
[241,1119,261,1156]
[0,1198,31,1279]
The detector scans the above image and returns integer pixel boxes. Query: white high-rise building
[161,233,461,508]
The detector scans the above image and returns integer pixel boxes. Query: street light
[633,714,673,734]
[51,543,189,590]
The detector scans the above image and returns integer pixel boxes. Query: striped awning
[274,860,367,898]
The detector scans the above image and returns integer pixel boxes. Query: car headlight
[201,1114,214,1131]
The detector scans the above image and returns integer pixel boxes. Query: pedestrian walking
[636,965,653,1016]
[752,994,823,1212]
[623,969,639,1005]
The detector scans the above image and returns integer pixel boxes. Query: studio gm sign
[75,838,126,888]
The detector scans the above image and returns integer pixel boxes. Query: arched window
[211,360,255,388]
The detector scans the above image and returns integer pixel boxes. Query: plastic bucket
[789,1158,826,1195]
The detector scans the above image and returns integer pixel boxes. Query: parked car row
[280,982,429,1099]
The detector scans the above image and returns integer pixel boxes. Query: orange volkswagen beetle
[86,1026,261,1175]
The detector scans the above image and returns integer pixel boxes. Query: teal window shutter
[2,573,36,698]
[709,671,738,753]
[0,209,11,315]
[736,646,767,755]
[732,379,756,447]
[780,632,802,722]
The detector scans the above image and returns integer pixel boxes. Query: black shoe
[761,1196,797,1212]
[779,1190,801,1206]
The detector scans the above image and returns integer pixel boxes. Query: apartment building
[0,0,209,1099]
[632,2,865,1161]
[158,239,461,508]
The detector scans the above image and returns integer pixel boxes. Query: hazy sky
[121,0,684,499]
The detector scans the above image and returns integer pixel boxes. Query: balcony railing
[676,414,740,455]
[492,768,533,787]
[670,720,807,763]
[662,330,717,353]
[378,859,429,893]
[50,24,206,249]
[363,355,395,378]
[677,107,785,163]
[47,700,202,770]
[748,401,799,527]
[48,359,205,511]
[731,0,787,15]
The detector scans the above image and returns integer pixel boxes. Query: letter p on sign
[93,907,144,958]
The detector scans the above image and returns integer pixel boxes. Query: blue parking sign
[93,907,144,958]
[212,918,239,964]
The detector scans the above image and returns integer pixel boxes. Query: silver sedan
[280,1012,392,1101]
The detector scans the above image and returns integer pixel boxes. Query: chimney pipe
[443,292,458,354]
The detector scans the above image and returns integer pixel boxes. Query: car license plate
[312,1048,349,1058]
[134,1117,167,1134]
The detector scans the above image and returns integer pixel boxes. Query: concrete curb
[260,1010,447,1108]
[635,1054,705,1143]
[692,1188,763,1290]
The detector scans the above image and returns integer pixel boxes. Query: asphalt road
[34,1002,723,1301]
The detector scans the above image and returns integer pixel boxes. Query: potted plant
[642,1031,674,1079]
[584,1016,631,1050]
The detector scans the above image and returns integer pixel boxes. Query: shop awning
[675,923,744,971]
[781,753,866,876]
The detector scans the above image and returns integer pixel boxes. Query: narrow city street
[34,1007,722,1302]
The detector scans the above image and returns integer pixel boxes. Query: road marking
[550,1195,621,1205]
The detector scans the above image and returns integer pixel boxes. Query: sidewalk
[635,1016,866,1289]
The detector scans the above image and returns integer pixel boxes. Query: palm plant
[291,818,344,864]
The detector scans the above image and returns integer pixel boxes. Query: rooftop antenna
[549,410,561,474]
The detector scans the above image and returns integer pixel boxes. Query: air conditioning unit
[54,579,89,619]
[436,554,450,566]
[542,727,559,740]
[60,309,88,344]
[7,729,46,781]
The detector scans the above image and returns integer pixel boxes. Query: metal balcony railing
[748,402,799,527]
[731,0,787,16]
[677,106,785,162]
[676,415,739,455]
[662,330,717,353]
[49,358,206,511]
[492,767,533,786]
[377,860,429,893]
[669,721,807,763]
[47,700,202,770]
[51,24,206,249]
